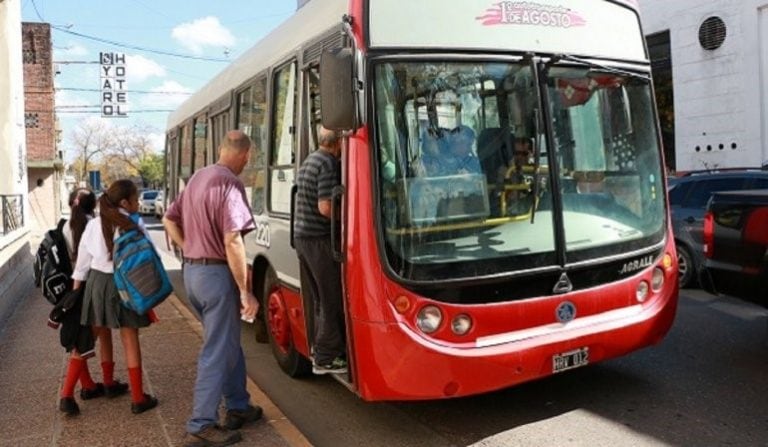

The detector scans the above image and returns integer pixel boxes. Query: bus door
[267,59,301,303]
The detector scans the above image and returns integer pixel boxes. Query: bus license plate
[552,347,589,373]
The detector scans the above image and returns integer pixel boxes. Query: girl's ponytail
[99,180,138,258]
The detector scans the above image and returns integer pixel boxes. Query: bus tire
[264,267,311,377]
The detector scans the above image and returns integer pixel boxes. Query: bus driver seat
[477,128,514,215]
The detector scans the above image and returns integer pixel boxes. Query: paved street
[145,217,768,447]
[239,289,768,447]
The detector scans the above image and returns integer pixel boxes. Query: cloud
[147,132,166,153]
[171,16,235,55]
[125,54,166,83]
[55,90,90,108]
[139,80,192,109]
[54,43,89,58]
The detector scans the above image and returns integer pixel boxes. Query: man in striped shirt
[294,127,347,375]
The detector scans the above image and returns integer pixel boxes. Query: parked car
[700,189,768,303]
[154,191,165,218]
[138,190,159,215]
[668,170,768,288]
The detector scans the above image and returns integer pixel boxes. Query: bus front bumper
[351,289,677,401]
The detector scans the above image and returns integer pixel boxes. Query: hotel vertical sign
[100,52,128,117]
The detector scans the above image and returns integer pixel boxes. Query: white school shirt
[71,213,149,281]
[62,214,94,262]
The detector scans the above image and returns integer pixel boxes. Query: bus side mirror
[320,48,357,131]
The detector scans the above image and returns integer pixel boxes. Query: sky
[21,0,296,160]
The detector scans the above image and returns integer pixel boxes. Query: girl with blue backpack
[58,188,131,416]
[70,180,158,415]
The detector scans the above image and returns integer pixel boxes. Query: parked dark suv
[668,170,768,288]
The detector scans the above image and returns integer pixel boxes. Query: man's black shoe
[59,397,80,416]
[131,393,158,414]
[80,382,105,400]
[104,380,129,398]
[184,424,242,447]
[222,404,263,430]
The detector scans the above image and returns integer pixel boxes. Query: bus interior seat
[412,129,444,176]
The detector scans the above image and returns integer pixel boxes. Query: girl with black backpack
[57,188,129,415]
[70,180,158,415]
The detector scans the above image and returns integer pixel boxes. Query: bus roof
[168,0,645,131]
[166,0,347,130]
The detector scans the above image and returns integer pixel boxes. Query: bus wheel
[264,268,311,377]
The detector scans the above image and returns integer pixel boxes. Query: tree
[110,124,155,172]
[138,153,164,189]
[65,119,164,189]
[68,118,113,186]
[108,124,164,187]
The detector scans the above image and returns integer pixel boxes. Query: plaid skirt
[80,269,151,328]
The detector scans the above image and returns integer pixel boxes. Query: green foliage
[138,153,164,188]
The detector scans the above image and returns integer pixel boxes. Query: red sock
[128,367,144,403]
[101,361,115,386]
[79,363,97,390]
[61,358,84,398]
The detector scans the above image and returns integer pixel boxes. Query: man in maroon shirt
[163,130,261,447]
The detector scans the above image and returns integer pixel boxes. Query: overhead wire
[57,87,191,95]
[29,0,44,21]
[29,108,174,114]
[50,26,231,62]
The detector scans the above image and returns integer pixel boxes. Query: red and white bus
[165,0,678,401]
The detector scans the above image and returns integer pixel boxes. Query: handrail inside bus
[385,215,533,236]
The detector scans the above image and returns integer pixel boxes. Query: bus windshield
[374,60,665,282]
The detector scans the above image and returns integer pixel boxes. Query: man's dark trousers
[295,236,345,365]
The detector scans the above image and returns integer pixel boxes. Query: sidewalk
[0,286,309,447]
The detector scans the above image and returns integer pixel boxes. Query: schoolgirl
[71,180,158,414]
[58,188,129,415]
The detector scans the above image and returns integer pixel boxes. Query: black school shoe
[80,382,105,400]
[131,393,158,414]
[222,404,263,430]
[59,397,80,416]
[104,380,129,398]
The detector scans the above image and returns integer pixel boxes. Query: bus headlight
[636,281,649,303]
[651,267,664,292]
[416,306,443,334]
[451,314,472,336]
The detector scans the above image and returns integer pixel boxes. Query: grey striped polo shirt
[294,149,340,238]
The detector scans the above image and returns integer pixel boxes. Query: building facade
[639,0,768,171]
[22,22,62,231]
[0,0,33,323]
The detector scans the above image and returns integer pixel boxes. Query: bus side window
[304,65,322,157]
[237,77,269,214]
[269,61,298,215]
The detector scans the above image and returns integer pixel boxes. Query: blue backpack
[113,217,172,315]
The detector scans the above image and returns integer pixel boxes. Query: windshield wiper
[545,54,650,82]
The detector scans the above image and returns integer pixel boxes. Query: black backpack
[34,218,73,305]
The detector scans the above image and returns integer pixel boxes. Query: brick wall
[22,23,56,163]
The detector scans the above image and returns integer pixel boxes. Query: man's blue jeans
[184,264,250,433]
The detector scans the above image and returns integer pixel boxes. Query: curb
[167,294,312,447]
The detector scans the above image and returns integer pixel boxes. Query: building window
[699,17,726,51]
[25,113,39,128]
[23,49,37,64]
[23,31,37,64]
